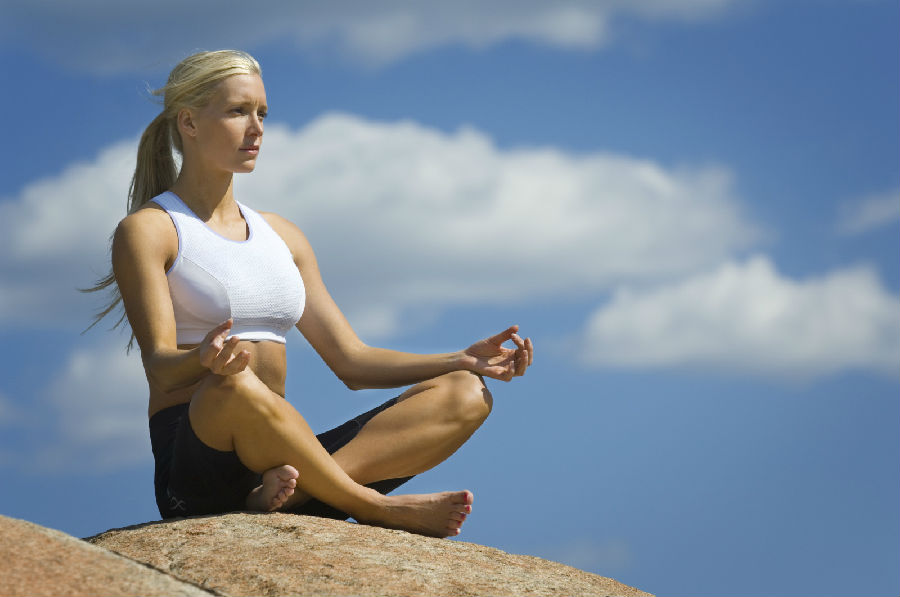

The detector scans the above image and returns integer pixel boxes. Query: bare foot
[245,465,299,512]
[358,490,474,538]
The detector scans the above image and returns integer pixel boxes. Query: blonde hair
[84,50,262,344]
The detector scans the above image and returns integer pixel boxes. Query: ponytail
[81,112,177,348]
[128,112,177,214]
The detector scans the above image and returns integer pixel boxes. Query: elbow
[339,374,367,391]
[146,366,178,394]
[331,343,370,391]
[143,354,183,394]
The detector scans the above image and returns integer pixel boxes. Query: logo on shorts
[167,487,187,513]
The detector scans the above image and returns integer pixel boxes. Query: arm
[329,325,534,390]
[264,213,534,390]
[112,209,249,392]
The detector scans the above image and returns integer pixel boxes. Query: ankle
[350,488,390,522]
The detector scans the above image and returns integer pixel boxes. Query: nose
[248,113,263,137]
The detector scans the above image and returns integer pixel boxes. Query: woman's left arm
[264,213,534,390]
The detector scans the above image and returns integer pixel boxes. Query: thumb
[204,319,233,343]
[486,325,518,345]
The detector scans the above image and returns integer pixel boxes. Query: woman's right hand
[197,319,251,375]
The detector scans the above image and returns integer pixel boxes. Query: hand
[197,319,251,375]
[463,325,534,382]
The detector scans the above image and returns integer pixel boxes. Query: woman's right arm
[112,209,249,392]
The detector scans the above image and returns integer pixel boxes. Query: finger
[510,333,526,350]
[515,351,527,377]
[486,325,519,346]
[512,340,526,377]
[483,364,513,381]
[199,322,233,368]
[509,334,528,376]
[526,337,534,366]
[198,338,225,368]
[203,319,233,344]
[503,357,516,381]
[211,336,241,373]
[220,349,251,376]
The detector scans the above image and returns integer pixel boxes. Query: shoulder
[258,211,315,261]
[113,203,176,261]
[116,203,171,234]
[257,210,301,236]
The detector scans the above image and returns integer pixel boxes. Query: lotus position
[89,50,533,538]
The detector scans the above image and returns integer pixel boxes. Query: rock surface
[89,512,652,596]
[0,514,212,596]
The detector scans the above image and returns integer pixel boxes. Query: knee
[193,370,277,420]
[436,370,493,430]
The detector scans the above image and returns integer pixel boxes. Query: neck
[169,164,236,222]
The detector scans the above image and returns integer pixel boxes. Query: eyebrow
[221,97,268,110]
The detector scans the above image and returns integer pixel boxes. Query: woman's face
[183,73,267,174]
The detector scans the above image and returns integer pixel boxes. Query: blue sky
[0,1,897,595]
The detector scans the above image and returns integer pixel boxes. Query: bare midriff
[147,339,287,418]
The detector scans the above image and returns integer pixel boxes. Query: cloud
[242,115,758,336]
[0,138,135,330]
[837,188,900,236]
[2,0,741,73]
[38,339,150,472]
[0,113,758,339]
[582,255,900,378]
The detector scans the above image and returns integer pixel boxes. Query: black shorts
[149,397,412,520]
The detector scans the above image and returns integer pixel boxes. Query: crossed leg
[188,369,490,537]
[282,370,493,510]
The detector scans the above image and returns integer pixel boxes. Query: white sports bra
[152,192,305,345]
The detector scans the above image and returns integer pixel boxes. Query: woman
[93,50,533,539]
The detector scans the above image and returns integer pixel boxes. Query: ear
[176,108,198,139]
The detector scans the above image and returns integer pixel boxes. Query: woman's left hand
[462,325,534,382]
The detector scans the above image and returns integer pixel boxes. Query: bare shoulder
[116,203,171,236]
[113,203,177,263]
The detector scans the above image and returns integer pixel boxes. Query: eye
[258,110,268,121]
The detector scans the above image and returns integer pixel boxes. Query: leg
[286,371,492,517]
[189,369,472,537]
[333,370,493,485]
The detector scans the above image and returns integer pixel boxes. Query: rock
[0,514,213,596]
[88,512,652,596]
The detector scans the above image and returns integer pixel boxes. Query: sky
[0,1,897,595]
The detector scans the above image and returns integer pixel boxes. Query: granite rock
[88,512,652,596]
[0,514,213,596]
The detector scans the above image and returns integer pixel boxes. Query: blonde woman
[91,50,533,538]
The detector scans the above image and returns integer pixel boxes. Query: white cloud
[837,188,899,236]
[0,139,135,330]
[38,339,150,472]
[2,0,741,73]
[582,255,900,378]
[0,113,758,339]
[241,115,758,337]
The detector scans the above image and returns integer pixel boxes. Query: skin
[112,73,534,538]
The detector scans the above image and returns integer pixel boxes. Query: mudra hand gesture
[463,325,534,382]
